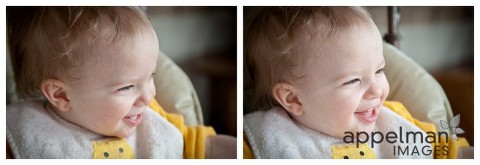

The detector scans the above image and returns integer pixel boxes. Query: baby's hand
[205,134,237,159]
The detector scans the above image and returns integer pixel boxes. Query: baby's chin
[117,129,136,138]
[98,128,136,138]
[349,124,377,138]
[329,123,376,139]
[361,123,376,132]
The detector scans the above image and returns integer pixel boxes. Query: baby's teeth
[365,110,373,117]
[129,115,137,120]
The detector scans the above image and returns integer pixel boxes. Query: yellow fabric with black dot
[149,99,216,159]
[93,138,134,159]
[331,143,376,159]
[383,101,470,159]
[243,134,254,159]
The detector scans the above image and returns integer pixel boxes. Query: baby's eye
[343,79,360,85]
[375,68,384,74]
[117,85,134,92]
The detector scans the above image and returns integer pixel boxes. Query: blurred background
[365,6,473,145]
[145,7,237,136]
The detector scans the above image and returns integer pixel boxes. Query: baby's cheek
[381,77,390,99]
[150,81,156,97]
[331,109,356,136]
[98,108,127,129]
[145,78,156,101]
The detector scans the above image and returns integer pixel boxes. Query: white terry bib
[7,100,183,158]
[244,106,433,159]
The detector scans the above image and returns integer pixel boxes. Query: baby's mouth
[354,107,378,123]
[123,113,143,127]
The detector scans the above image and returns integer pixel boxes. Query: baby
[6,7,235,159]
[243,7,464,159]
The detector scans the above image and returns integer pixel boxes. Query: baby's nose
[364,83,383,99]
[134,87,154,107]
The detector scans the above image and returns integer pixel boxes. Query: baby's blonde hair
[245,7,374,110]
[8,7,153,99]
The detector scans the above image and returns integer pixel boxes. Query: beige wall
[146,7,236,62]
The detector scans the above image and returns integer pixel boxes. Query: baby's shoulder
[7,99,49,117]
[244,106,285,118]
[243,106,296,133]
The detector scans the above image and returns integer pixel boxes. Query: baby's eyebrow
[108,71,155,88]
[332,70,362,82]
[107,78,133,88]
[377,59,386,68]
[332,59,386,82]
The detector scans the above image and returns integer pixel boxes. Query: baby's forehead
[81,24,157,56]
[297,24,382,66]
[68,29,158,73]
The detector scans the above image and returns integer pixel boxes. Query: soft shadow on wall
[146,7,237,136]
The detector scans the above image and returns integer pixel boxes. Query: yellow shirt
[243,101,469,159]
[149,99,216,159]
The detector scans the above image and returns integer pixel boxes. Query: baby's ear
[272,83,303,116]
[41,79,71,112]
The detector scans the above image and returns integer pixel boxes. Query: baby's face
[62,29,159,138]
[292,23,388,138]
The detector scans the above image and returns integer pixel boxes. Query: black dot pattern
[119,147,124,153]
[343,155,349,159]
[360,151,364,156]
[104,152,109,158]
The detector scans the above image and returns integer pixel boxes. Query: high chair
[6,47,207,158]
[243,42,472,158]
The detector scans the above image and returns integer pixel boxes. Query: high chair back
[382,42,453,133]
